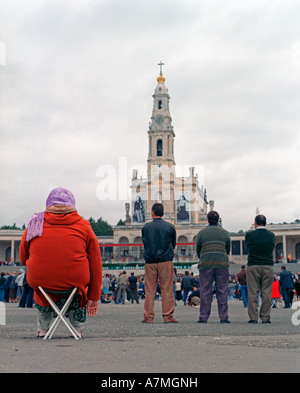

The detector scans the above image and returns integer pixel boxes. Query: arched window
[178,235,188,257]
[296,243,300,260]
[158,100,162,109]
[276,243,283,260]
[119,236,129,258]
[5,246,16,262]
[157,139,162,156]
[133,236,143,259]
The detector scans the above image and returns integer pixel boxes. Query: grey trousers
[199,268,229,322]
[247,265,274,322]
[116,285,127,304]
[37,309,84,332]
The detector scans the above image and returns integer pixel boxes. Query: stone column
[240,239,243,263]
[11,240,15,262]
[282,235,287,263]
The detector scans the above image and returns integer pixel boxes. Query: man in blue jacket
[142,203,177,323]
[279,266,294,308]
[181,271,194,306]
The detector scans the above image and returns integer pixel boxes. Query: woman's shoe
[37,330,47,338]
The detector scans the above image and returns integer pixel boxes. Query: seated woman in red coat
[19,187,102,337]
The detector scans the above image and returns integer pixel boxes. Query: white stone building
[113,66,211,260]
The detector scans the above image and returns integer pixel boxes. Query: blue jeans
[19,286,34,308]
[183,289,192,305]
[0,288,4,302]
[240,285,248,307]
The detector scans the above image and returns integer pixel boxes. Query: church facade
[113,66,212,258]
[1,67,300,269]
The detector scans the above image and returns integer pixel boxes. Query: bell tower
[146,62,176,223]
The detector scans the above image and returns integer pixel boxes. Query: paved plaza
[1,297,299,374]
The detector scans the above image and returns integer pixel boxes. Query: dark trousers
[19,286,34,308]
[116,285,126,304]
[130,288,139,303]
[183,289,192,305]
[199,268,229,322]
[281,288,291,308]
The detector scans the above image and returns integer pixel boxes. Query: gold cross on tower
[158,61,164,76]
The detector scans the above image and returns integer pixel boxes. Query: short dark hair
[152,203,164,217]
[255,214,266,226]
[207,210,219,224]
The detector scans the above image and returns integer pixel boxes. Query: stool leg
[47,288,79,339]
[38,287,81,340]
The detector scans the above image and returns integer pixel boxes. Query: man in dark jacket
[245,214,275,323]
[237,265,248,307]
[279,266,294,308]
[187,284,200,307]
[128,272,139,304]
[142,203,177,323]
[181,271,194,305]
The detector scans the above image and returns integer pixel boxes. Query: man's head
[207,210,219,225]
[255,214,267,227]
[152,203,164,218]
[281,266,286,271]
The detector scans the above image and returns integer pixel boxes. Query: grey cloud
[1,0,300,230]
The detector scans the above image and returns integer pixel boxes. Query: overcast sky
[1,0,300,233]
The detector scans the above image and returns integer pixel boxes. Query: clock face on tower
[155,117,163,124]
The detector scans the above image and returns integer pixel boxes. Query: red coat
[19,212,102,308]
[271,280,281,299]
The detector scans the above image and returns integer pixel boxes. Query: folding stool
[37,286,82,340]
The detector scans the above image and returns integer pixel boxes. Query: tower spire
[146,63,175,223]
[157,61,166,83]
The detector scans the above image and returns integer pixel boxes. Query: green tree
[88,217,113,236]
[0,223,22,230]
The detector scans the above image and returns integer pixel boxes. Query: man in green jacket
[116,271,128,305]
[245,214,275,323]
[196,211,231,323]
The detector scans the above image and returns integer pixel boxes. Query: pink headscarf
[26,187,76,241]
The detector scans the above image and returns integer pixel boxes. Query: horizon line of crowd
[1,267,300,309]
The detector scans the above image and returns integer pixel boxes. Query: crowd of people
[100,266,300,308]
[3,187,300,338]
[2,266,299,311]
[0,269,34,307]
